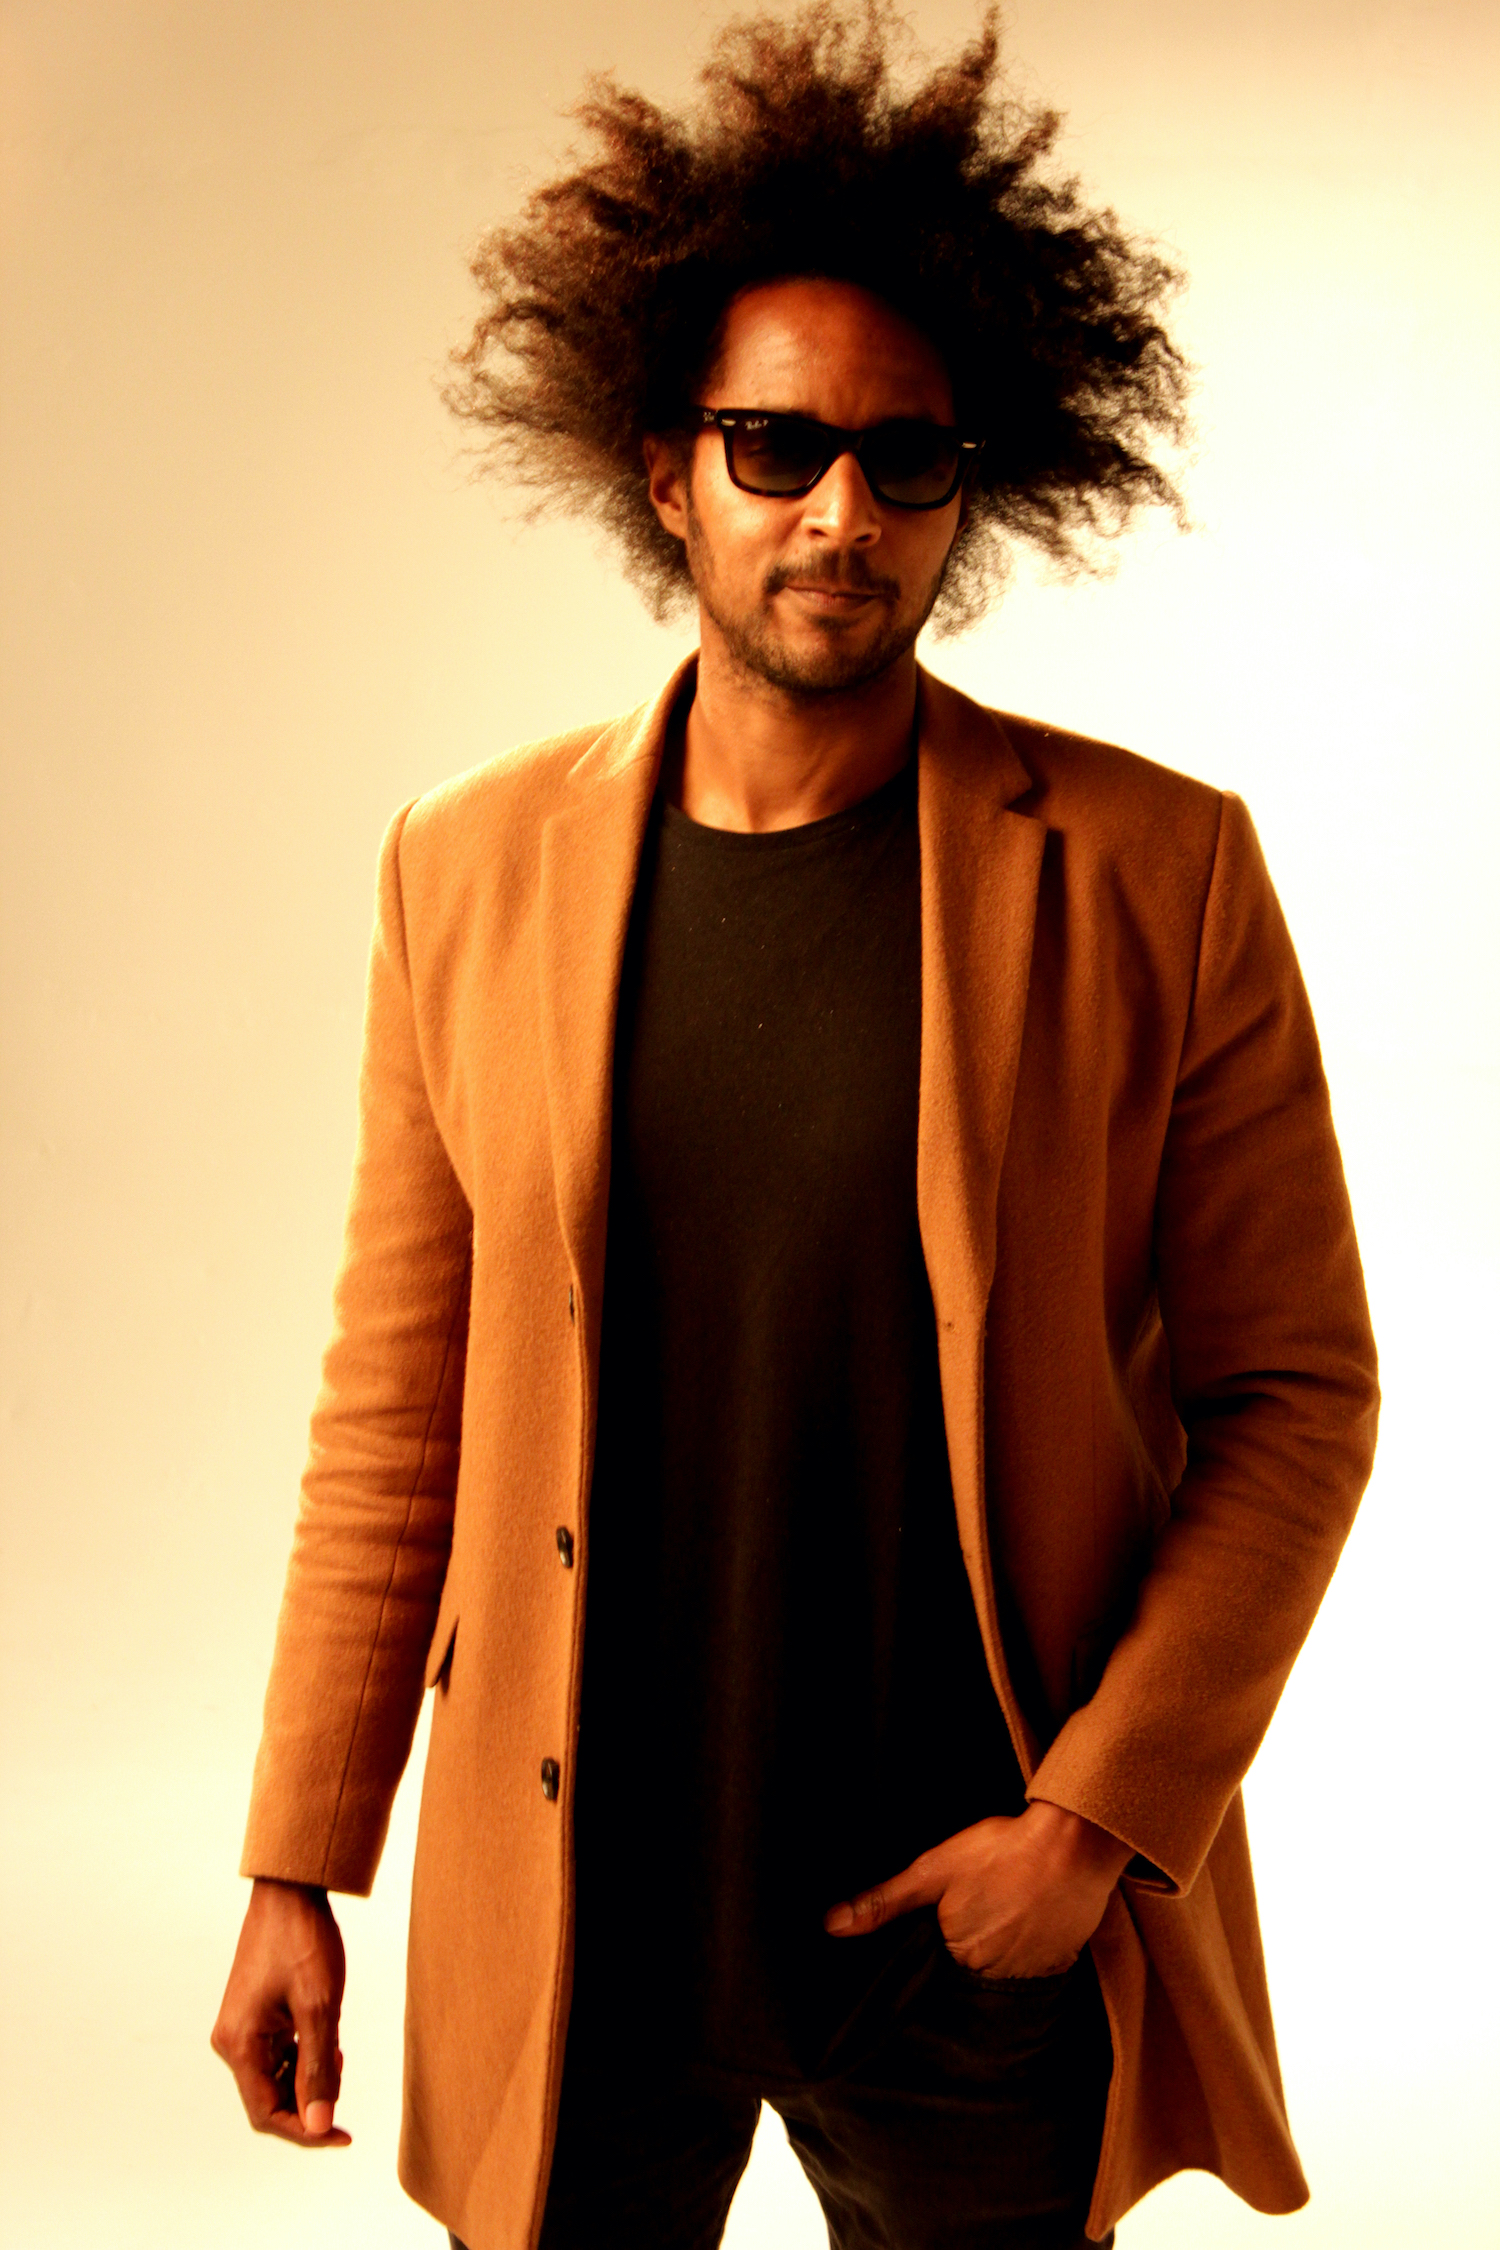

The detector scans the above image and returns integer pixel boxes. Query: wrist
[1025,1797,1133,1885]
[250,1875,330,1909]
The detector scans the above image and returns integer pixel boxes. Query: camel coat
[242,656,1379,2247]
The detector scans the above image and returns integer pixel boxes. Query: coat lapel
[916,667,1047,1770]
[537,654,1047,1765]
[537,662,691,1346]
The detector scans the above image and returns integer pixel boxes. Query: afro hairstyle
[444,3,1191,632]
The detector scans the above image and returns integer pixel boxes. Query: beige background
[2,1,1497,2244]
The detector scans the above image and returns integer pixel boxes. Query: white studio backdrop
[2,1,1496,2244]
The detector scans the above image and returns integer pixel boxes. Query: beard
[683,492,951,700]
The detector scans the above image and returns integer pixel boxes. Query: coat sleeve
[240,802,474,1896]
[1026,792,1379,1893]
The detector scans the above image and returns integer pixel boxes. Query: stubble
[683,489,951,701]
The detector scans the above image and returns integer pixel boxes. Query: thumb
[292,1979,343,2138]
[824,1851,945,1937]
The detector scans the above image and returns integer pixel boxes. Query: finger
[213,2026,350,2143]
[824,1853,944,1936]
[211,2010,291,2134]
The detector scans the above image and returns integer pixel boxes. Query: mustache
[763,554,900,601]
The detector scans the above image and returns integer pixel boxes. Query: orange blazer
[242,657,1379,2248]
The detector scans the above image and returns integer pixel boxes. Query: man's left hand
[823,1800,1134,1979]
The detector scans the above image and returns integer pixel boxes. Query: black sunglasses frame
[691,407,984,510]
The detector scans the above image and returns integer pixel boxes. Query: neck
[667,616,919,833]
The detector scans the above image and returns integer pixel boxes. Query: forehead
[703,277,955,426]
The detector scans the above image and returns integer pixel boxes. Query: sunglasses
[692,408,983,510]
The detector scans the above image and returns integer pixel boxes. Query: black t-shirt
[572,757,1024,2085]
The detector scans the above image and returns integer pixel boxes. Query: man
[212,12,1379,2250]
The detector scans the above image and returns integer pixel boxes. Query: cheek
[899,511,963,588]
[689,481,793,586]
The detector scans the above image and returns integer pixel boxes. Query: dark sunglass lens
[865,424,962,506]
[729,416,829,495]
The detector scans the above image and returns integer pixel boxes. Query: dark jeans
[451,1948,1114,2250]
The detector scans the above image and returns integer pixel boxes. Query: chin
[724,613,921,698]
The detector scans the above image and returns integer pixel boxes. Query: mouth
[779,581,885,613]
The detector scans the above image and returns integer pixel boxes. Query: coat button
[540,1758,560,1801]
[555,1526,574,1567]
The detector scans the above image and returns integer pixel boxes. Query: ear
[643,433,690,544]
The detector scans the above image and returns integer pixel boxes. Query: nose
[800,449,883,544]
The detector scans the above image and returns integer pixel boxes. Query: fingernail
[825,1904,854,1934]
[305,2100,334,2135]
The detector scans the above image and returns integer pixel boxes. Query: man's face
[646,277,967,697]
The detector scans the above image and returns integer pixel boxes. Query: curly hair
[445,3,1191,633]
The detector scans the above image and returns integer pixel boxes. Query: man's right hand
[211,1877,351,2146]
